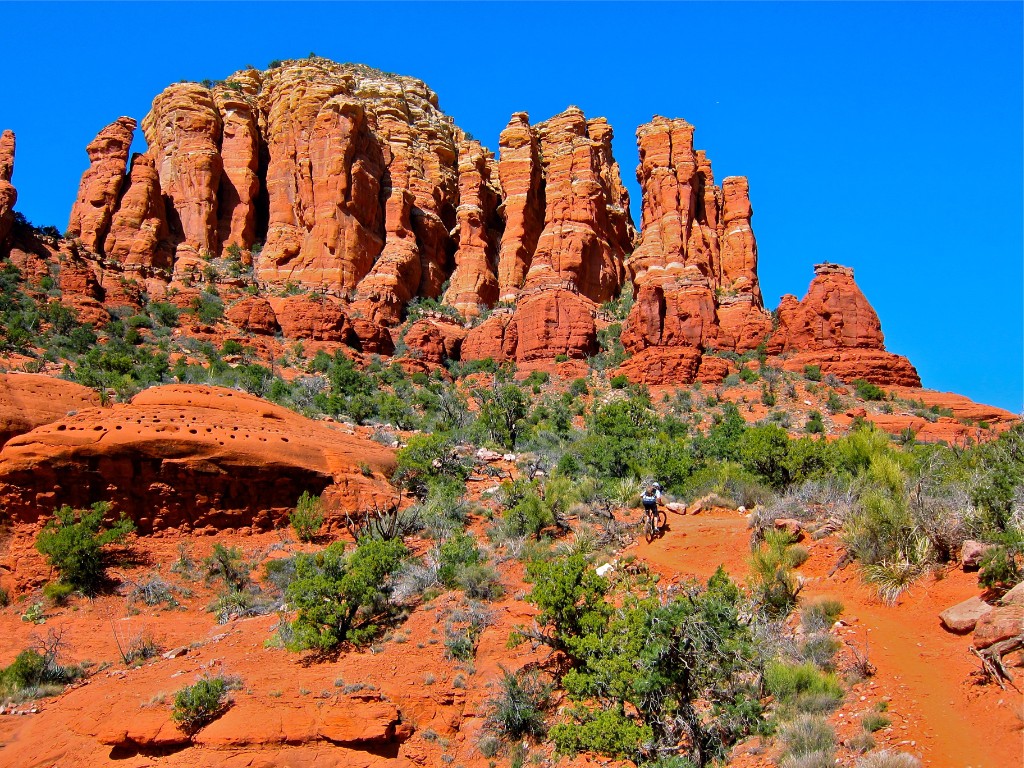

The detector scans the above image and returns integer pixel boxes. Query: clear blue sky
[2,2,1021,412]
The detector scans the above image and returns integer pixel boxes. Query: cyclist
[641,483,663,535]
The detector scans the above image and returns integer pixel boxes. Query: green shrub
[220,339,244,356]
[609,374,629,389]
[748,530,802,616]
[35,502,135,593]
[853,379,886,401]
[285,538,406,650]
[437,533,481,587]
[290,491,324,542]
[0,584,8,607]
[191,291,224,324]
[800,634,841,670]
[780,713,835,757]
[800,598,844,633]
[978,542,1023,594]
[171,676,229,733]
[569,378,589,397]
[485,668,550,740]
[503,490,555,538]
[456,563,504,601]
[803,365,822,382]
[739,367,758,383]
[826,390,844,414]
[204,543,250,593]
[861,711,891,732]
[764,661,843,713]
[0,641,80,699]
[42,582,74,606]
[805,410,825,434]
[551,705,652,761]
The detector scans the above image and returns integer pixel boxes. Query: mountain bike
[642,504,667,543]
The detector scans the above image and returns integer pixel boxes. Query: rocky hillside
[1,57,921,388]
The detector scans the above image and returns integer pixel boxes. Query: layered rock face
[620,117,772,381]
[66,117,136,252]
[767,264,920,385]
[43,58,919,386]
[0,385,396,533]
[0,129,16,245]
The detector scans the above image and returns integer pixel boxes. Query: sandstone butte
[3,56,1017,402]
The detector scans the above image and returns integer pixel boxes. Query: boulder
[961,540,993,571]
[1000,581,1024,607]
[939,596,993,633]
[973,605,1024,650]
[773,518,805,540]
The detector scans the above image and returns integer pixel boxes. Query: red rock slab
[0,372,100,448]
[0,384,395,533]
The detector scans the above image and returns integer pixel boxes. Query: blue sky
[2,2,1021,412]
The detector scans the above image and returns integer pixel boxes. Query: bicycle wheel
[656,509,667,536]
[643,510,656,543]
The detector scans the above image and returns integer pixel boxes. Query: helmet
[653,482,662,490]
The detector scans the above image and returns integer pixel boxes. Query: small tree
[35,503,135,593]
[290,491,324,542]
[171,676,230,733]
[286,538,406,650]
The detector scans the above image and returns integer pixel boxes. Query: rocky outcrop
[213,73,261,252]
[142,83,223,282]
[515,290,598,365]
[403,316,467,365]
[768,264,921,385]
[0,129,17,245]
[442,139,501,318]
[461,309,518,362]
[103,152,173,272]
[522,108,632,303]
[620,117,771,385]
[496,113,544,301]
[225,296,280,335]
[0,373,100,449]
[0,385,395,533]
[66,117,136,253]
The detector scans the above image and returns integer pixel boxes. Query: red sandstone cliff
[0,130,16,245]
[0,58,918,388]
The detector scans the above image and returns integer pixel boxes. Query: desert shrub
[42,581,75,606]
[485,667,550,740]
[800,598,844,633]
[0,585,8,607]
[290,491,324,542]
[853,379,886,401]
[503,489,555,538]
[522,554,610,652]
[393,433,469,497]
[569,378,590,397]
[748,530,803,616]
[128,576,177,608]
[978,536,1023,594]
[285,538,406,650]
[610,374,629,389]
[764,661,843,713]
[437,533,482,587]
[35,502,135,593]
[551,705,652,761]
[190,291,224,324]
[780,714,835,757]
[780,751,837,768]
[861,711,891,732]
[849,729,877,752]
[826,390,844,414]
[477,383,530,449]
[805,411,825,434]
[171,676,230,733]
[456,563,504,601]
[203,544,250,593]
[799,634,841,670]
[148,299,180,327]
[856,751,921,768]
[803,365,822,382]
[0,634,81,700]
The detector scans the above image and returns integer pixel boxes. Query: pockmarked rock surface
[0,384,396,534]
[0,373,101,448]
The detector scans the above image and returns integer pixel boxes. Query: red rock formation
[141,83,223,266]
[0,373,100,448]
[213,73,261,252]
[403,317,467,365]
[256,59,457,308]
[270,295,353,342]
[442,139,501,318]
[0,130,16,245]
[496,113,544,301]
[523,108,632,303]
[621,117,771,385]
[768,263,920,385]
[225,296,280,335]
[66,117,136,253]
[0,385,395,533]
[514,289,597,364]
[103,152,173,273]
[461,309,518,362]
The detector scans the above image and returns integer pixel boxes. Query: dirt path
[631,508,1024,768]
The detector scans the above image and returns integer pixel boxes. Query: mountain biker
[641,483,663,534]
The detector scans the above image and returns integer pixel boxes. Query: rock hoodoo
[0,57,920,387]
[0,129,16,245]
